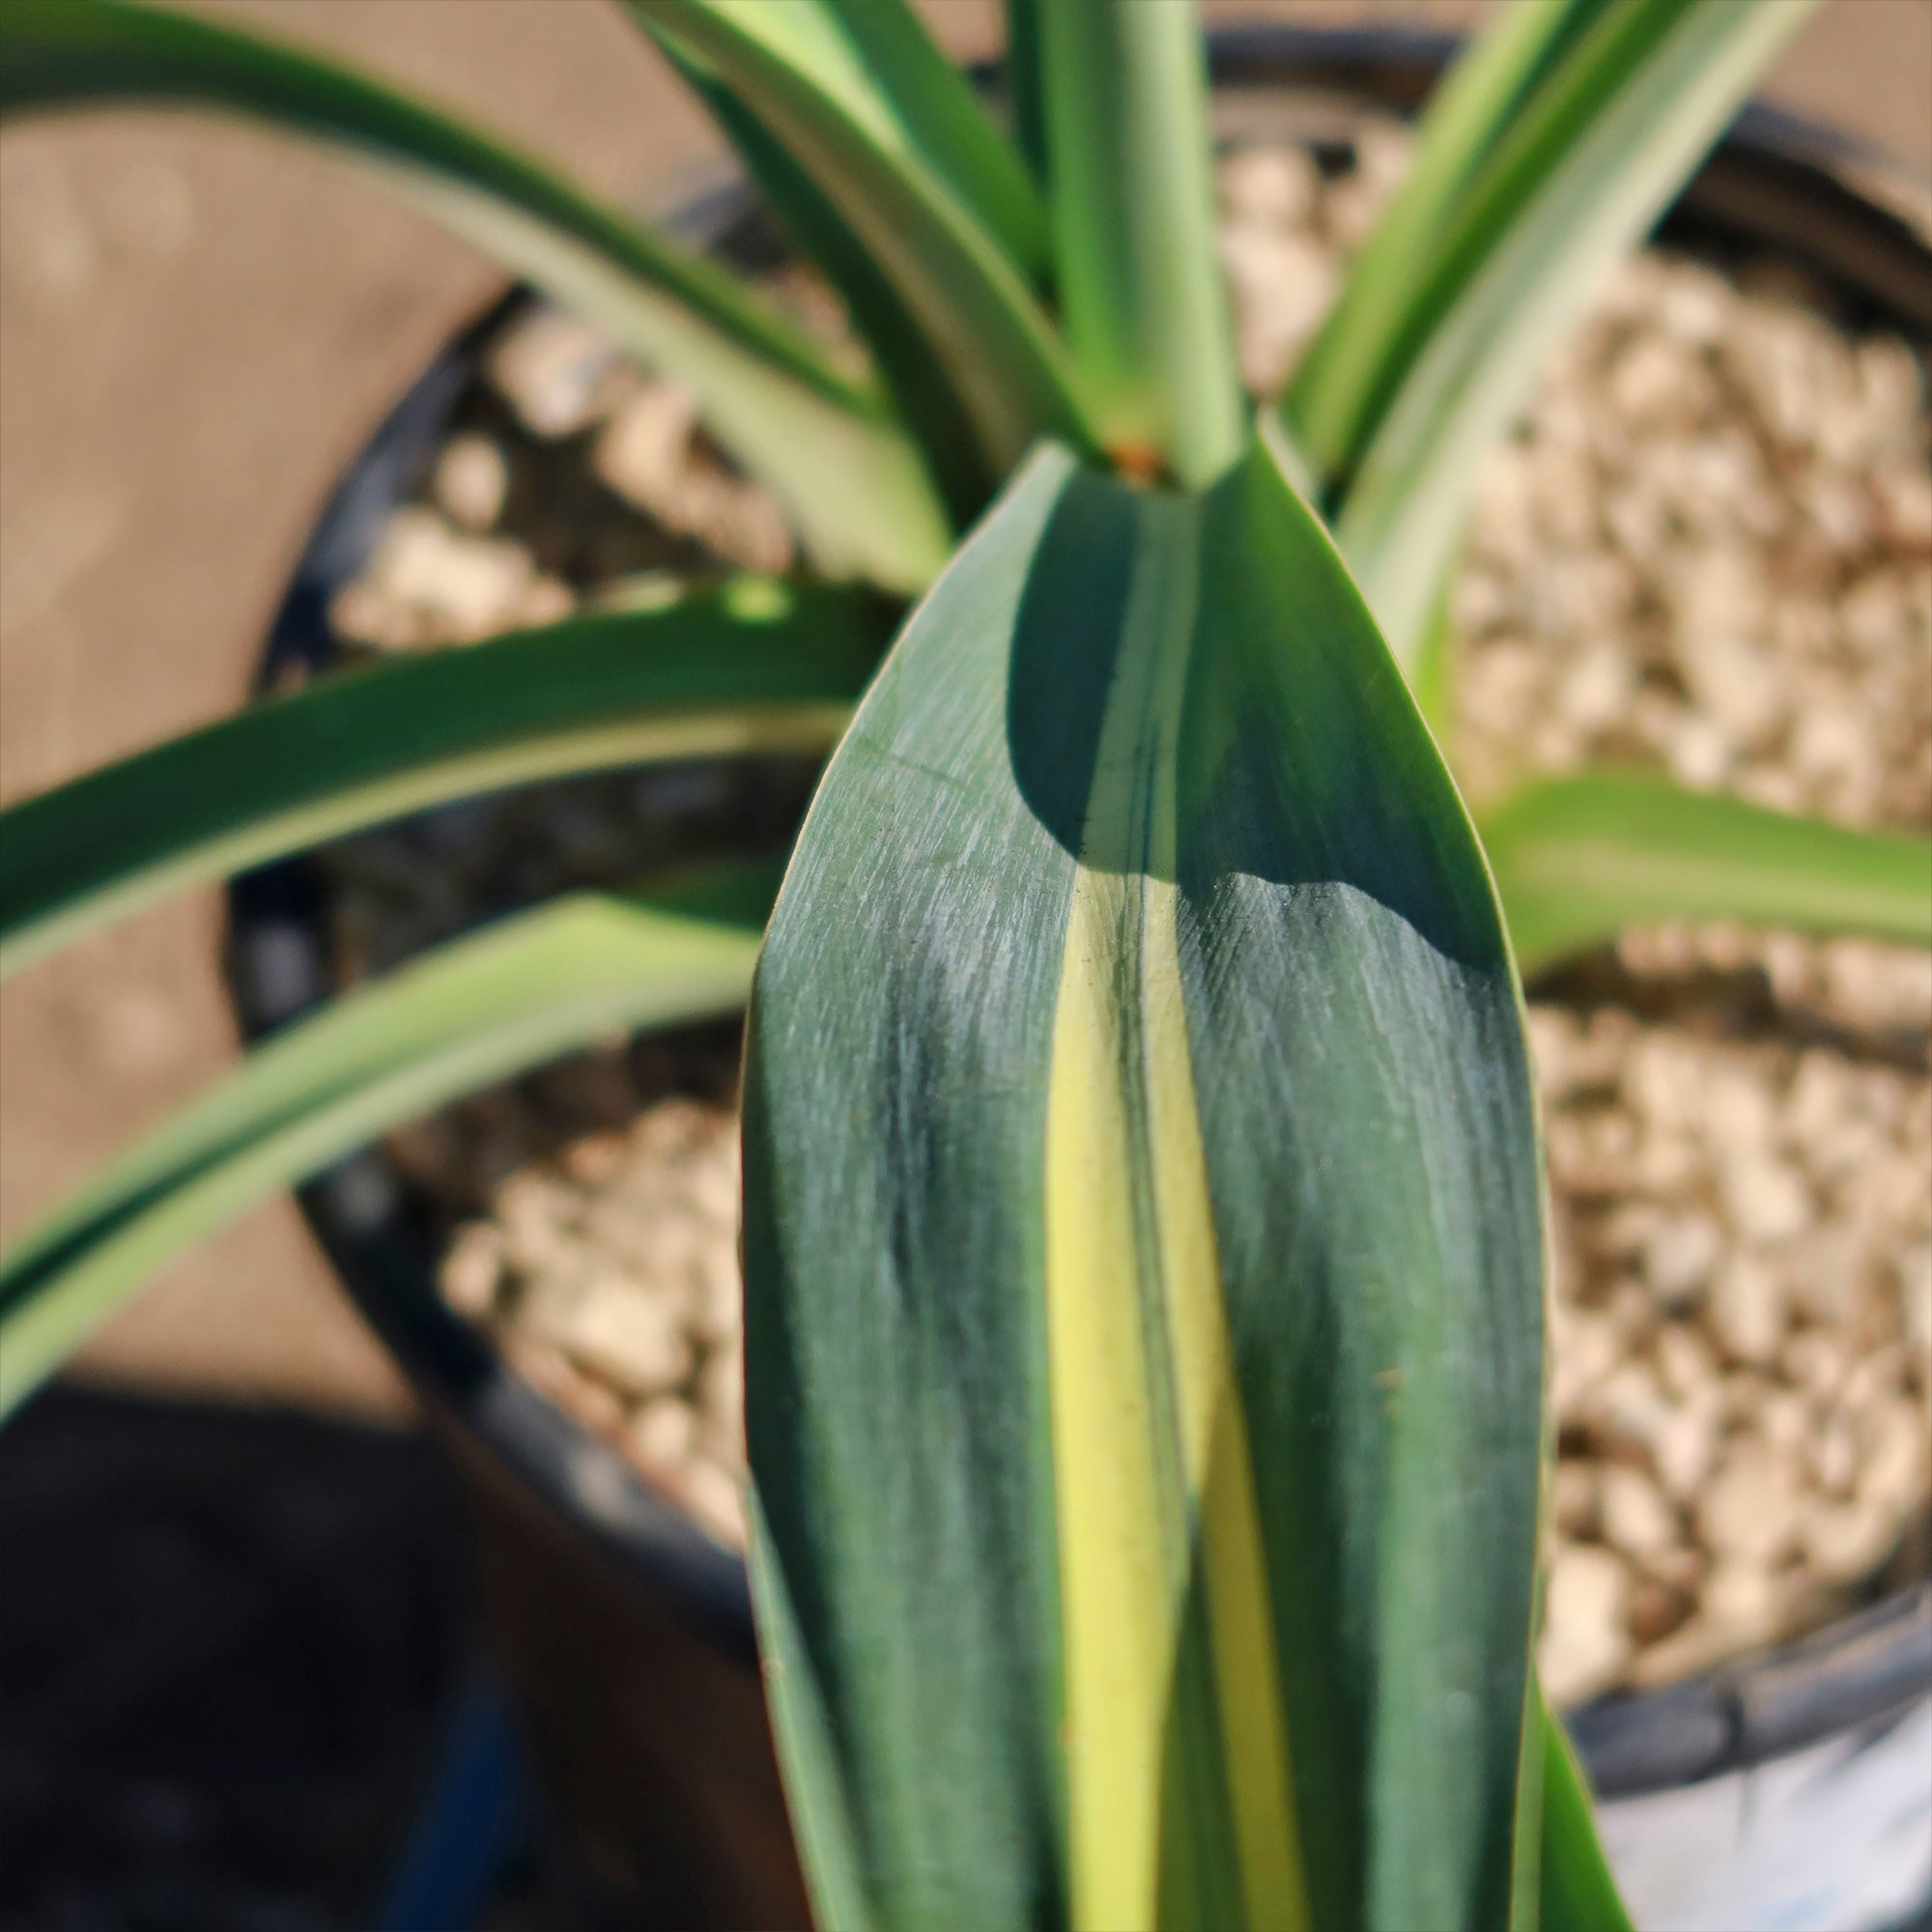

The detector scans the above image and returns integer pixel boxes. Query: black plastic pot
[227,26,1932,1932]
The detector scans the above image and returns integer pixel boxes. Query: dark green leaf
[1003,0,1049,187]
[0,873,772,1414]
[628,0,1096,478]
[648,30,990,524]
[743,441,1545,1929]
[0,585,883,976]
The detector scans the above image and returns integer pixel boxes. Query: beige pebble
[680,1458,747,1550]
[442,1223,504,1320]
[691,1245,744,1349]
[1760,1388,1811,1457]
[496,1168,581,1267]
[1707,1252,1786,1366]
[1220,228,1337,393]
[1811,1408,1859,1498]
[1803,1494,1905,1587]
[1550,1461,1600,1539]
[1860,1399,1931,1517]
[628,1396,696,1473]
[552,1278,691,1399]
[1646,1211,1720,1309]
[1601,1463,1681,1557]
[1609,334,1714,430]
[361,507,535,641]
[1719,1151,1812,1244]
[1699,1435,1802,1561]
[1628,1614,1742,1690]
[432,432,509,530]
[1540,1545,1633,1706]
[595,384,699,510]
[1653,1321,1719,1402]
[1900,1245,1932,1375]
[516,575,575,628]
[489,306,630,436]
[1219,143,1320,229]
[1777,1224,1873,1327]
[1580,1358,1670,1462]
[1649,1406,1719,1503]
[1606,1277,1662,1351]
[1700,1555,1785,1649]
[563,1131,631,1189]
[1781,1328,1849,1402]
[1638,1543,1707,1594]
[697,1344,746,1450]
[683,1147,740,1231]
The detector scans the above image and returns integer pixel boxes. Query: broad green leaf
[648,32,989,525]
[1482,771,1932,976]
[0,0,948,590]
[629,0,1096,478]
[742,443,1546,1931]
[1537,1699,1635,1932]
[1332,0,1819,668]
[0,873,772,1415]
[1286,0,1615,487]
[0,585,883,978]
[1033,0,1241,484]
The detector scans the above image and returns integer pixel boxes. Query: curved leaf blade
[1286,0,1615,487]
[648,31,989,525]
[813,0,1050,277]
[630,0,1096,478]
[0,0,949,589]
[743,443,1546,1930]
[0,875,771,1415]
[0,586,883,977]
[1035,0,1242,484]
[1482,770,1932,976]
[1331,0,1818,667]
[1003,0,1049,186]
[1538,1698,1636,1932]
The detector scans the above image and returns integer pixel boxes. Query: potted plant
[2,1,1926,1927]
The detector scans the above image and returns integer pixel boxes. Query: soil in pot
[299,120,1932,1714]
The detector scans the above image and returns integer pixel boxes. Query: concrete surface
[1,1,1927,1416]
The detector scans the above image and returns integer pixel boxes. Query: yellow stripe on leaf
[1045,496,1308,1932]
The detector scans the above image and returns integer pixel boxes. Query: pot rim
[225,20,1932,1800]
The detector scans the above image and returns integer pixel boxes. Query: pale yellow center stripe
[1044,499,1308,1932]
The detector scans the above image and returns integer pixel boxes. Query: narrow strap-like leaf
[648,31,989,525]
[1537,1698,1635,1932]
[1003,0,1049,187]
[0,586,883,977]
[0,874,772,1414]
[1331,0,1819,668]
[1481,771,1932,976]
[814,0,1050,277]
[743,442,1544,1930]
[0,0,949,590]
[629,0,1096,478]
[1286,0,1616,487]
[1031,0,1242,485]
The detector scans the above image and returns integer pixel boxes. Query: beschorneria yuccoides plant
[5,3,1923,1928]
